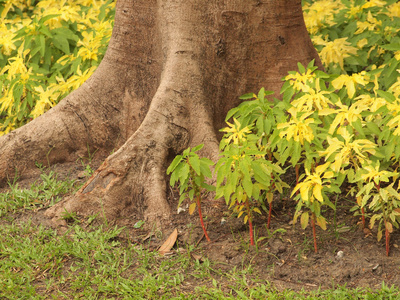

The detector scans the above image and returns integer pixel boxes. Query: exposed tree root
[1,0,322,229]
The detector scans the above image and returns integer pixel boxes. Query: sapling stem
[361,207,366,228]
[267,202,272,229]
[246,200,255,246]
[311,212,318,253]
[385,224,390,256]
[295,164,300,195]
[196,195,211,242]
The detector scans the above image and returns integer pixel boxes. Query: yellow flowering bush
[215,10,400,248]
[0,0,115,135]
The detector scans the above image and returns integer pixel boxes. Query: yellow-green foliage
[0,0,115,135]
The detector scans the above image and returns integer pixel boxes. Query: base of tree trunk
[1,0,321,229]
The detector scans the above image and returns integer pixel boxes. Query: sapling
[216,118,284,245]
[355,163,400,256]
[292,162,337,253]
[167,144,214,242]
[224,88,288,230]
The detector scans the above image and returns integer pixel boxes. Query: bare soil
[3,160,400,292]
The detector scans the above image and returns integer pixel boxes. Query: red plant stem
[267,152,274,230]
[311,213,318,253]
[197,195,211,242]
[249,217,255,246]
[267,202,272,229]
[361,207,366,228]
[295,164,300,195]
[246,201,255,246]
[385,225,390,257]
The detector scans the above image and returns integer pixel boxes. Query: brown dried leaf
[159,228,178,255]
[386,222,393,233]
[191,253,203,261]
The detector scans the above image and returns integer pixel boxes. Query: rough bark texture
[0,0,321,227]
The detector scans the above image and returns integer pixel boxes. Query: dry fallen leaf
[158,228,178,255]
[191,253,203,261]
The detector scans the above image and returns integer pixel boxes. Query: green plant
[0,0,115,135]
[226,88,290,229]
[215,117,285,246]
[167,144,215,242]
[0,169,75,216]
[76,145,98,177]
[354,162,400,256]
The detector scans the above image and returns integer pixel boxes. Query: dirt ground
[3,160,400,292]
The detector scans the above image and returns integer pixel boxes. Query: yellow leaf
[244,215,248,224]
[313,184,324,203]
[347,80,356,98]
[377,229,383,242]
[300,212,309,229]
[189,202,196,215]
[253,207,262,215]
[316,216,327,230]
[332,75,347,90]
[266,192,273,204]
[356,196,362,206]
[300,185,310,203]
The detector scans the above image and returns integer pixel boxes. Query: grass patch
[0,171,399,299]
[0,170,76,217]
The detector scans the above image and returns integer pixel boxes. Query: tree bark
[0,0,321,227]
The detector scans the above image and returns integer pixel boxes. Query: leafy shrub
[171,0,400,254]
[0,0,115,135]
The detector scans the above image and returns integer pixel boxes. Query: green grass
[0,170,76,217]
[0,170,399,299]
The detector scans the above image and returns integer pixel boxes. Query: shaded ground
[2,159,400,293]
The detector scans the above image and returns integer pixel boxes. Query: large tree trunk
[0,0,321,227]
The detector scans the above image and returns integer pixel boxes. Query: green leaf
[188,156,201,175]
[239,93,256,100]
[290,142,301,166]
[377,90,395,103]
[242,176,253,198]
[225,107,240,121]
[191,144,204,152]
[188,189,195,200]
[280,80,292,94]
[351,119,365,138]
[384,142,395,161]
[53,34,70,54]
[167,155,182,174]
[179,163,190,182]
[39,14,61,24]
[39,34,46,56]
[365,122,381,136]
[258,87,265,102]
[381,43,400,51]
[38,25,53,38]
[297,62,306,73]
[51,27,79,42]
[200,160,213,178]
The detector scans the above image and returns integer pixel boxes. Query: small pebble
[336,250,344,259]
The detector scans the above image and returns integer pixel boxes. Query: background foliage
[0,0,115,135]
